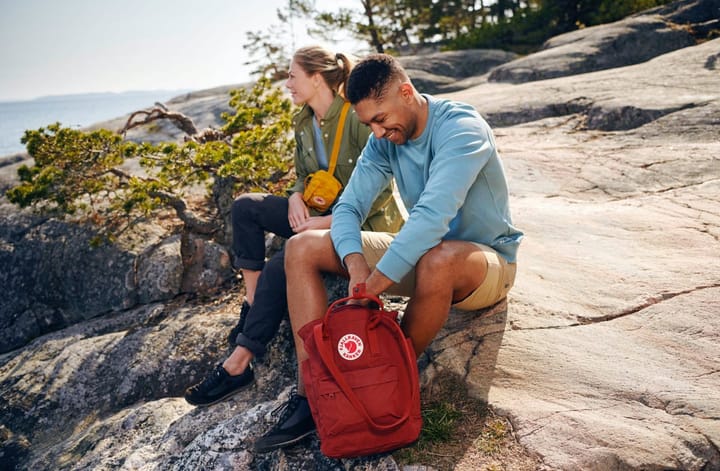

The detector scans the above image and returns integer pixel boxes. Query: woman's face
[284,59,317,106]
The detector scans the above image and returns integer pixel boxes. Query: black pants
[231,193,295,358]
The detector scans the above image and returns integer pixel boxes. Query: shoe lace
[270,391,303,424]
[196,365,225,391]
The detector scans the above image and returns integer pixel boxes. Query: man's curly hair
[347,54,408,105]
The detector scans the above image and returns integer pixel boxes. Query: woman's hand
[293,215,332,233]
[287,192,310,232]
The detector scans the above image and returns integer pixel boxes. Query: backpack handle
[326,283,383,312]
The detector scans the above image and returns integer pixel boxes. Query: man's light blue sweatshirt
[331,95,523,283]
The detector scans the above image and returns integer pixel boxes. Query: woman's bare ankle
[223,347,253,375]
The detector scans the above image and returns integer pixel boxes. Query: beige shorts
[360,232,516,311]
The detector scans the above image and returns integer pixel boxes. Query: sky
[0,0,358,101]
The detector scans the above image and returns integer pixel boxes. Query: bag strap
[327,101,351,176]
[313,287,419,432]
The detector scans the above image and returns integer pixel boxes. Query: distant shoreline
[0,90,190,156]
[0,89,192,105]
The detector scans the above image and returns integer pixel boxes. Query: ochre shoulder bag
[302,101,350,212]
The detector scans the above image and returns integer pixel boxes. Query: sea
[0,90,187,157]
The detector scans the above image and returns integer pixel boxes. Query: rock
[0,278,403,470]
[88,84,243,144]
[655,0,720,29]
[487,0,718,83]
[0,425,30,471]
[0,298,238,469]
[450,38,719,470]
[401,49,519,79]
[399,49,518,94]
[0,201,234,353]
[491,288,720,470]
[0,153,27,169]
[2,2,719,468]
[179,233,234,295]
[454,36,720,135]
[135,235,184,303]
[0,202,141,353]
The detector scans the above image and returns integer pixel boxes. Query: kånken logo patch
[337,333,364,360]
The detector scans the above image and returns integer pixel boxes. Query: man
[253,53,523,453]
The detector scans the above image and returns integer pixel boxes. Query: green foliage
[221,78,294,186]
[590,0,671,24]
[242,0,680,77]
[419,400,463,443]
[310,0,445,53]
[309,1,534,53]
[8,124,127,215]
[243,0,316,80]
[447,0,677,52]
[6,78,294,244]
[447,5,551,54]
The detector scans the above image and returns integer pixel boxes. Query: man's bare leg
[284,230,346,395]
[401,241,489,357]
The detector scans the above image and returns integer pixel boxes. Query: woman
[184,46,403,407]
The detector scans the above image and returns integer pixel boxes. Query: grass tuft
[392,370,539,470]
[421,401,463,443]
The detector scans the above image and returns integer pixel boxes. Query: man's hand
[344,253,372,299]
[288,192,309,231]
[343,253,396,300]
[364,269,395,299]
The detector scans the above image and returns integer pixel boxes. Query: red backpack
[298,284,422,458]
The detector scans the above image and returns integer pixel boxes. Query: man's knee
[416,241,457,276]
[285,230,332,267]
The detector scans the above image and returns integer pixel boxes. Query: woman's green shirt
[290,95,403,233]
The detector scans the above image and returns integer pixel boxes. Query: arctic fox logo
[338,334,364,360]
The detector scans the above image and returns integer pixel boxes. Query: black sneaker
[227,300,251,346]
[184,364,254,407]
[254,392,316,453]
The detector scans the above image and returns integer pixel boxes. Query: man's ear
[399,82,414,101]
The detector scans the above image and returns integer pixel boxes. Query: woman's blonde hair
[292,46,354,98]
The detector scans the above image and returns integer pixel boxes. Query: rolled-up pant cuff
[235,333,267,358]
[232,255,265,272]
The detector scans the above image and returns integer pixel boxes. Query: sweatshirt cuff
[376,248,414,283]
[334,238,363,268]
